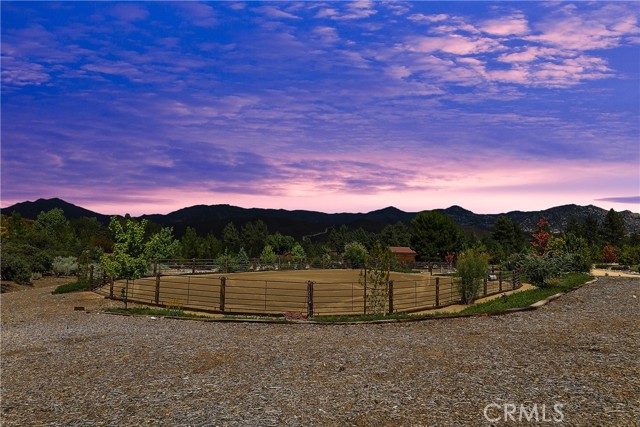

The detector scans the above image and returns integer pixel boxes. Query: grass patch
[104,307,210,318]
[223,314,288,322]
[313,312,416,323]
[51,281,90,294]
[460,272,592,315]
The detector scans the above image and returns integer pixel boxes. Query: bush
[52,256,78,277]
[519,253,567,288]
[456,247,489,304]
[3,256,33,285]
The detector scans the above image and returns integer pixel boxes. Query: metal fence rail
[96,267,522,318]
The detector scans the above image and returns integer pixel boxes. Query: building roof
[388,246,417,255]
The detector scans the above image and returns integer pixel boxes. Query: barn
[389,246,417,263]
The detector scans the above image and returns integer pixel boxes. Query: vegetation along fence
[95,263,521,317]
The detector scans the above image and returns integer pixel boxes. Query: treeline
[2,206,639,285]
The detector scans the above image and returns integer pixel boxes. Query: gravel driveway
[1,277,638,426]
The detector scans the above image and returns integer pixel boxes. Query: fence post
[483,275,488,296]
[513,268,519,290]
[89,265,94,287]
[155,271,161,305]
[192,258,196,275]
[363,265,368,315]
[153,260,158,276]
[307,280,314,318]
[499,271,503,292]
[435,277,440,307]
[388,280,394,315]
[225,258,229,274]
[220,277,226,312]
[109,277,114,298]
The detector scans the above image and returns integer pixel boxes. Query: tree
[602,244,618,263]
[456,247,489,304]
[361,242,393,315]
[201,233,222,258]
[491,216,524,255]
[236,247,250,271]
[600,209,625,245]
[291,243,306,268]
[222,222,241,253]
[260,245,277,265]
[145,227,180,261]
[410,211,464,261]
[100,216,148,282]
[343,241,368,268]
[266,232,295,255]
[380,222,411,247]
[241,220,269,258]
[180,227,200,259]
[530,217,551,256]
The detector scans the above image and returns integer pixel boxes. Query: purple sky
[2,1,639,216]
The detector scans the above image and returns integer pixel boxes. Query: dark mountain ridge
[3,198,639,238]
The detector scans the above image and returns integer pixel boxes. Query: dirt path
[1,277,639,426]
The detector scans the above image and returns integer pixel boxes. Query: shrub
[519,253,567,288]
[602,244,618,263]
[456,247,489,304]
[217,249,238,273]
[52,256,78,277]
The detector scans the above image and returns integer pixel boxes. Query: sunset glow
[2,1,639,216]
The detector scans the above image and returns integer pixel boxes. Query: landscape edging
[98,277,598,325]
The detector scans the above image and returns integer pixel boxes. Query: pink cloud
[479,15,529,36]
[410,35,501,55]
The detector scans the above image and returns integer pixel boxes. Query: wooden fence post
[191,258,196,275]
[499,271,503,292]
[155,271,161,305]
[513,268,519,290]
[388,280,394,315]
[483,275,488,296]
[363,265,368,315]
[307,281,314,318]
[109,277,114,298]
[435,277,440,307]
[153,260,158,276]
[89,265,94,287]
[220,277,226,312]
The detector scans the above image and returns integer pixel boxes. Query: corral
[97,268,519,316]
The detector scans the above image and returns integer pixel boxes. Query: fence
[95,268,521,318]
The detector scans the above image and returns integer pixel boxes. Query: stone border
[98,277,598,325]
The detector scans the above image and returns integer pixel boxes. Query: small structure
[388,246,417,264]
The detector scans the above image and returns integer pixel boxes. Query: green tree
[181,227,201,259]
[491,216,523,254]
[343,241,368,268]
[456,247,489,304]
[291,243,306,268]
[260,244,277,265]
[99,216,148,282]
[222,223,241,253]
[241,220,269,258]
[380,222,411,247]
[31,208,75,255]
[236,247,250,271]
[600,209,625,245]
[201,233,222,258]
[410,211,464,261]
[361,242,393,315]
[266,232,295,255]
[145,227,180,261]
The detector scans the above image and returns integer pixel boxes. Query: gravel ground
[1,277,638,426]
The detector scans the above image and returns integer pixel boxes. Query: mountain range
[3,198,639,239]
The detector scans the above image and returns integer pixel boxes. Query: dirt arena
[102,269,513,316]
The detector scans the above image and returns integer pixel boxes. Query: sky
[1,1,639,216]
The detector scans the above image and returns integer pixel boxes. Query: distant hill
[2,198,639,238]
[1,198,110,224]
